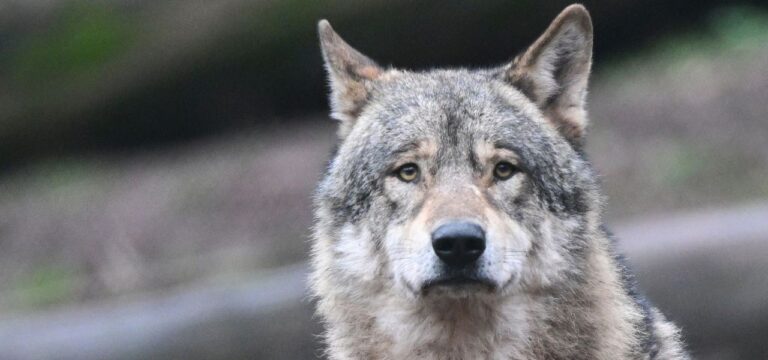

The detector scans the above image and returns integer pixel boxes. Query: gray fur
[311,4,689,359]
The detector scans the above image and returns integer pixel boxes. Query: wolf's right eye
[493,161,518,180]
[395,163,420,183]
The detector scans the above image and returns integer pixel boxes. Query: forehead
[360,69,545,151]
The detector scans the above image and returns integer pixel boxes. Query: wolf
[310,4,689,359]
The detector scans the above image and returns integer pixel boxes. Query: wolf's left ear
[504,4,593,146]
[318,20,383,138]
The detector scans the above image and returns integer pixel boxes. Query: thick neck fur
[314,231,646,360]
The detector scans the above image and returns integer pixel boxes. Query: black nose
[431,221,486,267]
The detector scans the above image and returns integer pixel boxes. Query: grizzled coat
[310,4,689,360]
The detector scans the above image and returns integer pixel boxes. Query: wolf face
[314,5,597,301]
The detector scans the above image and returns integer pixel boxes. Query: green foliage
[2,157,108,204]
[710,5,768,49]
[11,265,80,309]
[8,2,135,89]
[650,143,706,187]
[601,4,768,78]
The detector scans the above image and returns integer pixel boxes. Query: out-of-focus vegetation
[602,4,768,75]
[9,3,135,87]
[1,0,766,164]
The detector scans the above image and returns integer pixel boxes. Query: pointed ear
[504,4,593,146]
[318,20,383,138]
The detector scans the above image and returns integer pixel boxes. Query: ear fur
[318,20,383,138]
[504,4,593,146]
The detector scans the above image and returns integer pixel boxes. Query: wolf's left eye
[493,162,518,180]
[396,163,420,182]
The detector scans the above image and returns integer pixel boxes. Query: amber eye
[396,163,420,182]
[493,161,517,180]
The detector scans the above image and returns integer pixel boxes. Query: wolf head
[313,5,600,300]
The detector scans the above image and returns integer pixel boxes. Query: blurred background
[0,0,767,359]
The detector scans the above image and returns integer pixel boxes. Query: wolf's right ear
[318,20,383,138]
[503,5,593,147]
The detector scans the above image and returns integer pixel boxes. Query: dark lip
[421,275,496,293]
